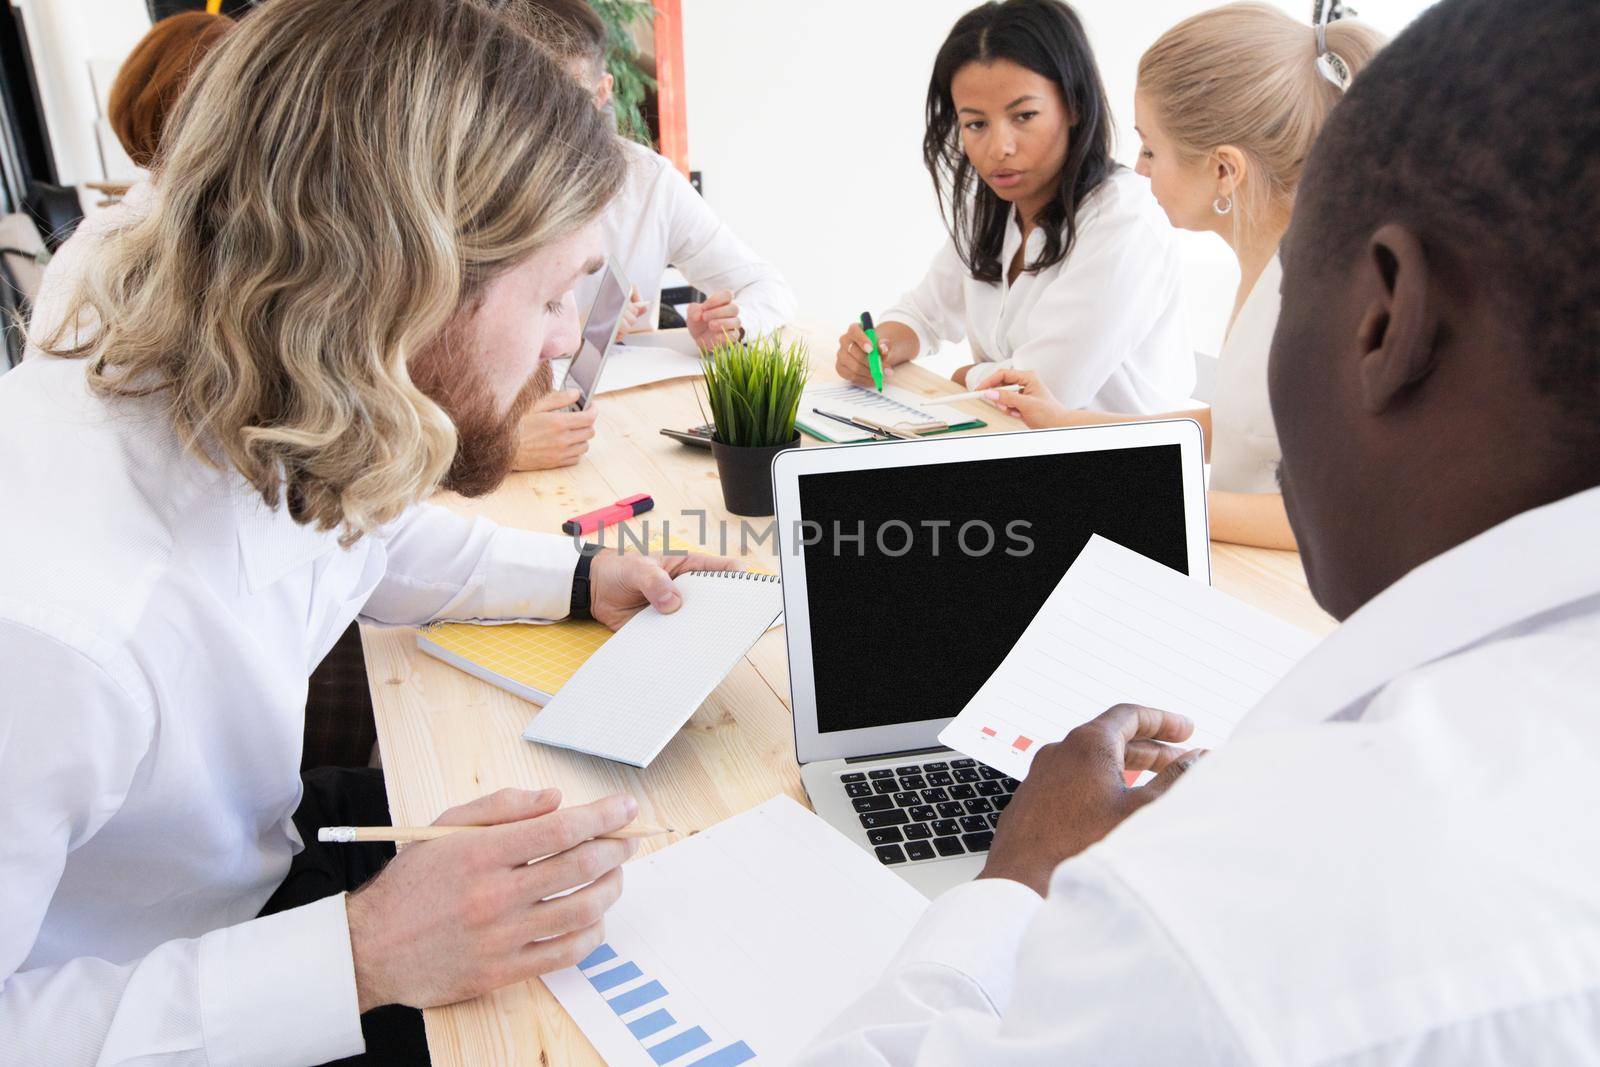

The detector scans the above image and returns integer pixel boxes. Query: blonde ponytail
[1138,2,1386,239]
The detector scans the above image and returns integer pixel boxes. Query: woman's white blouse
[882,169,1194,414]
[1208,255,1284,495]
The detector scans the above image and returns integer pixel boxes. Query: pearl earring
[1212,195,1233,216]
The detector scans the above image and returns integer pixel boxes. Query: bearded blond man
[0,2,734,1063]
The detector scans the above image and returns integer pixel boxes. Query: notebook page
[798,382,970,439]
[541,795,929,1067]
[939,535,1320,779]
[522,572,782,767]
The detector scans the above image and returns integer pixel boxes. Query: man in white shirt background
[506,0,800,472]
[803,0,1600,1061]
[0,3,734,1065]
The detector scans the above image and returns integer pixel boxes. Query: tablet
[566,262,630,411]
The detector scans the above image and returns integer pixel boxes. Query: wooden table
[362,331,1334,1065]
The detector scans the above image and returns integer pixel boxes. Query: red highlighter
[562,493,654,536]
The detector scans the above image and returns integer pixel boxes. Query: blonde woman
[982,2,1384,549]
[0,1,733,1063]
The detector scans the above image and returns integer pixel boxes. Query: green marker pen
[860,311,885,392]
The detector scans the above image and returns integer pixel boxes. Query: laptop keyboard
[839,757,1020,866]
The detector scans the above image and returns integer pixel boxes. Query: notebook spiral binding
[690,570,780,583]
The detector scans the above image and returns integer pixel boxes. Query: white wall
[681,0,1435,365]
[14,0,150,186]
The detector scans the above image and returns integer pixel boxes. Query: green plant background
[700,336,811,449]
[590,0,657,145]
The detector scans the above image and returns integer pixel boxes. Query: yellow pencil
[317,823,675,844]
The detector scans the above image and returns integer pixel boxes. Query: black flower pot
[710,435,800,517]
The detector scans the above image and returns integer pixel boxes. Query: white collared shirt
[802,485,1600,1065]
[884,169,1194,414]
[0,357,580,1066]
[581,137,797,338]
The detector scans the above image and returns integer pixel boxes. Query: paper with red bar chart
[939,535,1320,780]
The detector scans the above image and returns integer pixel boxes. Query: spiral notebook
[521,571,784,767]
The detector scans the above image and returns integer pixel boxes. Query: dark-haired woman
[835,0,1192,413]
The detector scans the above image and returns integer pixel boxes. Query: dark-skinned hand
[979,704,1207,895]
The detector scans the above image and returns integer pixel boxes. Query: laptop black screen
[796,443,1189,735]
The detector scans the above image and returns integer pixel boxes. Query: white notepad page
[940,535,1321,779]
[522,571,783,767]
[541,795,929,1067]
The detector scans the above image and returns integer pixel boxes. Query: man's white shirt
[802,485,1600,1065]
[581,137,796,337]
[0,357,581,1065]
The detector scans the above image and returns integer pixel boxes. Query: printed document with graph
[540,795,928,1066]
[939,535,1321,779]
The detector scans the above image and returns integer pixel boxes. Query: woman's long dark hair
[923,0,1116,284]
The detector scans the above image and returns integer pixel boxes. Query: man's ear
[1356,223,1441,414]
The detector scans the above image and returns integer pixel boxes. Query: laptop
[771,420,1210,897]
[563,261,631,411]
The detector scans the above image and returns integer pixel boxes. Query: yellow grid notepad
[415,534,771,706]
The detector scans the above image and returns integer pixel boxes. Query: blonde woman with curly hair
[980,3,1384,549]
[0,1,733,1063]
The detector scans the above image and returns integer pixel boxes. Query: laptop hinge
[844,744,951,764]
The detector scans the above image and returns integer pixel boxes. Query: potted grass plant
[699,334,809,516]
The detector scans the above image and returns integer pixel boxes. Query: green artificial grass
[699,334,810,449]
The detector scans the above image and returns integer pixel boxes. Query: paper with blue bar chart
[542,795,929,1065]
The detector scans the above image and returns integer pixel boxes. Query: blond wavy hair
[38,0,622,542]
[1139,3,1385,240]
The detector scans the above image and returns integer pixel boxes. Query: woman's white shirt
[1208,254,1284,494]
[882,169,1193,414]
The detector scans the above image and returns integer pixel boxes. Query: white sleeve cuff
[198,894,366,1067]
[430,527,580,623]
[887,877,1043,1014]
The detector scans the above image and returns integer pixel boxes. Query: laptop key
[926,771,954,787]
[868,768,896,780]
[893,791,921,807]
[962,831,994,853]
[845,782,872,798]
[933,836,966,857]
[987,812,1002,828]
[993,793,1012,810]
[923,761,949,772]
[875,844,907,865]
[1001,777,1020,792]
[931,819,960,837]
[975,781,1003,797]
[949,784,977,800]
[960,815,989,833]
[894,765,921,776]
[951,758,976,768]
[921,787,950,803]
[867,827,905,845]
[852,796,892,813]
[936,801,964,818]
[898,774,926,791]
[904,840,936,861]
[953,768,981,783]
[841,772,867,783]
[908,805,937,822]
[979,765,1005,780]
[963,797,994,815]
[860,810,909,829]
[873,779,898,794]
[904,821,933,840]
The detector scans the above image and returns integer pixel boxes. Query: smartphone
[566,262,630,411]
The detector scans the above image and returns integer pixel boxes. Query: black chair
[21,181,81,253]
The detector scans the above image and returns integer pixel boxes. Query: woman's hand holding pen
[836,319,918,387]
[975,368,1077,428]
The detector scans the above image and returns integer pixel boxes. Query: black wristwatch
[569,543,604,620]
